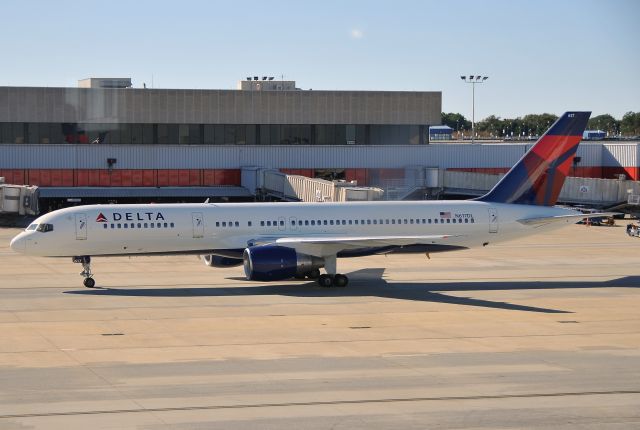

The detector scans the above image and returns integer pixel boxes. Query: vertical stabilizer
[478,111,590,206]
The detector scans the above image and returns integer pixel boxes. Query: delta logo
[94,212,166,222]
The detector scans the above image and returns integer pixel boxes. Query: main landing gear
[72,256,95,288]
[317,255,349,287]
[317,273,349,288]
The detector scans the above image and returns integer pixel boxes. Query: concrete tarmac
[0,223,639,429]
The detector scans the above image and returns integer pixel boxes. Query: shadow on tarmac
[64,270,640,314]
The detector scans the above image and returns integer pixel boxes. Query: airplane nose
[10,234,26,253]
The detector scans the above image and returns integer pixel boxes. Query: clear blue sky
[2,0,638,120]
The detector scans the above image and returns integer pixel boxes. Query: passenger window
[111,223,115,228]
[222,222,227,227]
[348,220,352,225]
[355,220,359,225]
[124,224,128,229]
[392,219,395,224]
[248,221,252,227]
[428,219,432,224]
[103,224,107,229]
[471,218,475,223]
[137,223,141,228]
[266,221,271,226]
[260,221,265,226]
[323,220,328,225]
[164,223,168,228]
[385,219,389,224]
[330,220,334,225]
[342,220,346,225]
[235,221,240,227]
[373,219,377,225]
[434,219,438,224]
[279,221,284,226]
[446,219,451,223]
[291,220,295,226]
[410,219,414,224]
[144,223,148,228]
[311,220,316,226]
[367,220,371,225]
[305,220,309,226]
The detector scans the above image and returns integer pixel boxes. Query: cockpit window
[26,224,38,231]
[36,223,54,233]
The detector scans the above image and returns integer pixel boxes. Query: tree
[441,112,471,131]
[588,114,619,135]
[521,113,558,136]
[620,111,640,136]
[476,115,504,136]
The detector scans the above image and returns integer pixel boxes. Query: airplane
[10,111,606,289]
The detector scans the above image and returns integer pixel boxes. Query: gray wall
[0,87,441,125]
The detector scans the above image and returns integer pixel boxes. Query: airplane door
[488,208,498,233]
[192,212,204,238]
[289,216,297,231]
[75,213,87,240]
[278,216,286,231]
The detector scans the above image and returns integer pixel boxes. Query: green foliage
[443,111,639,138]
[588,114,619,135]
[473,113,558,137]
[620,112,640,136]
[441,112,471,131]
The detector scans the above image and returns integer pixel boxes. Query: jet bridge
[241,168,384,202]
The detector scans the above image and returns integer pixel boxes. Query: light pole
[460,75,488,143]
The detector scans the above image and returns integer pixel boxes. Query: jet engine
[201,254,244,268]
[243,245,324,281]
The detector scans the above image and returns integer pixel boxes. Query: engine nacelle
[243,245,324,281]
[201,254,244,268]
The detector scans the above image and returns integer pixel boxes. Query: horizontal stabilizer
[517,212,617,227]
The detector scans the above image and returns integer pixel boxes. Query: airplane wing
[263,234,460,257]
[517,212,617,227]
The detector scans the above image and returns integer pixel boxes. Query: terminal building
[1,77,639,212]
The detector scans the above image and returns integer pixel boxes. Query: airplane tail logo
[479,111,591,206]
[96,213,108,223]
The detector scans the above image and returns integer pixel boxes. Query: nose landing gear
[72,256,95,288]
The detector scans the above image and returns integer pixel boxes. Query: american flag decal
[439,211,451,219]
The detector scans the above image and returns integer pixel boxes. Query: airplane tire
[333,274,349,287]
[307,269,321,279]
[318,274,333,288]
[83,278,96,288]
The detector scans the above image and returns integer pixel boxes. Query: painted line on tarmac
[1,390,639,420]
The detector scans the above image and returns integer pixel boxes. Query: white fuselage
[10,200,577,258]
